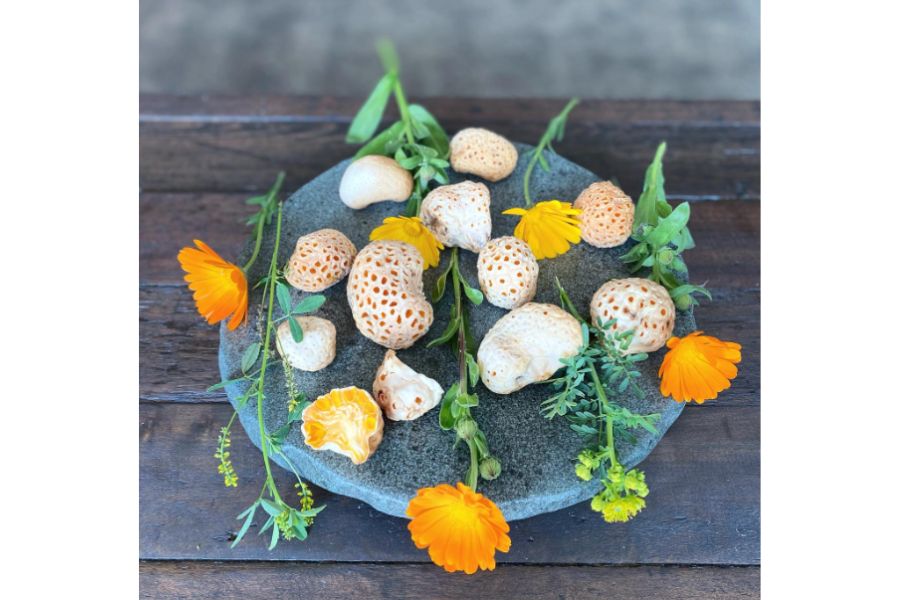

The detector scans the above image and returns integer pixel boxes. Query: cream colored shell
[449,128,518,182]
[339,155,414,209]
[477,303,582,394]
[573,182,635,248]
[276,316,336,372]
[590,278,675,354]
[347,240,434,349]
[284,229,357,292]
[477,236,539,309]
[372,350,444,421]
[419,181,492,252]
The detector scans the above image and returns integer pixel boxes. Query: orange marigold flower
[503,200,582,260]
[406,482,511,574]
[370,215,444,269]
[177,239,248,330]
[658,331,742,403]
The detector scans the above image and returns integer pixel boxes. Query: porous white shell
[589,278,675,354]
[346,240,434,349]
[449,128,518,182]
[419,181,492,252]
[372,350,444,421]
[339,155,413,209]
[477,236,539,309]
[276,316,337,372]
[284,229,357,292]
[573,182,635,248]
[477,302,582,394]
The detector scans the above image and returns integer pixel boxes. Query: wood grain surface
[139,95,760,598]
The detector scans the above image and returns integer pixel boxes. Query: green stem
[393,80,416,146]
[243,172,285,272]
[466,440,479,490]
[588,362,618,467]
[522,98,579,207]
[256,203,285,503]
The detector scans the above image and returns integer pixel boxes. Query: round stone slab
[219,143,694,521]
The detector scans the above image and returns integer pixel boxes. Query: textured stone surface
[219,143,695,521]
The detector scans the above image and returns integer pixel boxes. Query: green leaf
[432,265,450,302]
[346,72,396,144]
[538,152,550,172]
[241,342,261,374]
[292,294,326,314]
[408,104,450,157]
[231,503,258,548]
[439,383,459,430]
[276,282,292,315]
[355,121,405,159]
[288,317,304,343]
[456,393,479,408]
[269,522,280,550]
[426,315,459,348]
[260,499,281,518]
[633,142,668,233]
[645,202,691,248]
[207,377,243,392]
[465,353,480,388]
[463,285,484,305]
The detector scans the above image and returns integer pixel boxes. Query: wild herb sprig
[619,142,711,310]
[428,248,500,489]
[522,98,579,206]
[205,174,328,549]
[346,40,451,216]
[544,280,660,523]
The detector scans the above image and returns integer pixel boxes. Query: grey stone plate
[219,143,694,521]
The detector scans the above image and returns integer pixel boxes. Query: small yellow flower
[593,494,646,523]
[503,200,582,260]
[177,240,248,330]
[658,332,742,404]
[406,482,511,574]
[370,216,444,269]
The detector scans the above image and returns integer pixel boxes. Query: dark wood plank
[140,96,759,200]
[141,194,759,287]
[139,402,759,564]
[140,560,760,600]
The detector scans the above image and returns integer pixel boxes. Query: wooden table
[139,96,760,599]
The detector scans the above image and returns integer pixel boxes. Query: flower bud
[479,456,502,480]
[657,248,675,266]
[675,294,694,311]
[455,418,478,441]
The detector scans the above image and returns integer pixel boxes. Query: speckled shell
[284,229,357,292]
[477,302,582,394]
[477,236,539,309]
[590,278,675,354]
[346,240,434,350]
[573,182,635,248]
[419,181,492,252]
[449,128,519,182]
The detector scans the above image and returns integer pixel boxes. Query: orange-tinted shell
[301,387,384,464]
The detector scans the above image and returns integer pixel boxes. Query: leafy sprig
[346,40,451,216]
[619,142,711,310]
[429,248,500,489]
[208,174,328,549]
[544,279,660,523]
[522,98,579,206]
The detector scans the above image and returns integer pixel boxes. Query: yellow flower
[592,494,646,523]
[406,482,511,574]
[658,331,742,404]
[503,200,582,260]
[177,240,248,330]
[370,216,444,269]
